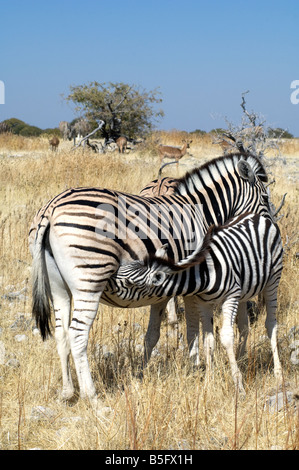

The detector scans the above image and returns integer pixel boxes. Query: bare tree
[72,120,105,152]
[212,92,287,221]
[212,91,281,159]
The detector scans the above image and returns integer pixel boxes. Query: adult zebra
[29,152,273,405]
[116,213,283,393]
[140,175,179,326]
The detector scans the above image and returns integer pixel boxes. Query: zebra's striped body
[140,176,179,325]
[29,153,273,404]
[120,213,283,392]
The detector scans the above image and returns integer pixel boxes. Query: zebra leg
[143,299,168,368]
[69,290,102,403]
[183,297,201,366]
[263,287,283,381]
[166,297,178,326]
[220,298,245,394]
[45,251,74,401]
[236,302,249,359]
[200,305,215,373]
[184,297,215,370]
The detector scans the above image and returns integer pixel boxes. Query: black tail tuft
[32,275,52,340]
[31,222,53,340]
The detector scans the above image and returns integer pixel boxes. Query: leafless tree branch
[158,161,177,179]
[273,193,287,217]
[72,120,105,150]
[265,179,275,188]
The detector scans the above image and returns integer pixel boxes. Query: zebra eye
[125,279,134,287]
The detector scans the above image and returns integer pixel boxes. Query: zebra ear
[154,244,168,259]
[237,160,255,183]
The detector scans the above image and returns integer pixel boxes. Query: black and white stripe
[140,176,180,325]
[29,152,273,403]
[120,213,283,392]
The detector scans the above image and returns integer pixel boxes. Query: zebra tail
[31,220,52,340]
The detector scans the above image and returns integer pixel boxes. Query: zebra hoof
[61,388,76,403]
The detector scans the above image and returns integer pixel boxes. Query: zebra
[117,213,283,393]
[29,152,273,405]
[140,176,178,198]
[140,175,179,326]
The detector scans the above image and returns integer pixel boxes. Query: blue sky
[1,0,299,135]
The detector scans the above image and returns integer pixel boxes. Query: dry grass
[0,133,298,450]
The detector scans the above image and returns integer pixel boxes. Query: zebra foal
[120,213,283,393]
[29,153,273,405]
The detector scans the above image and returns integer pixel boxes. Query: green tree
[65,81,164,140]
[2,118,43,136]
[267,128,294,139]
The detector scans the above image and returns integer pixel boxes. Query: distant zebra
[29,153,273,405]
[118,213,283,393]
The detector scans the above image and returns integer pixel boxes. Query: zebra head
[123,226,213,289]
[116,244,171,289]
[235,156,273,219]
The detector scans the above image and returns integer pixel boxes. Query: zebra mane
[144,212,255,273]
[176,152,268,194]
[143,224,215,272]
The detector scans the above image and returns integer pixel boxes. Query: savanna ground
[0,131,298,450]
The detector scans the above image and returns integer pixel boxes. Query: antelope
[116,136,127,154]
[49,136,59,151]
[158,139,192,164]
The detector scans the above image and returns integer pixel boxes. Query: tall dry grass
[0,134,298,450]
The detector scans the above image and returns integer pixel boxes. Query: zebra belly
[194,284,264,305]
[100,290,169,308]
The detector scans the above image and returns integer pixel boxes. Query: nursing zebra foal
[119,213,283,393]
[29,153,273,405]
